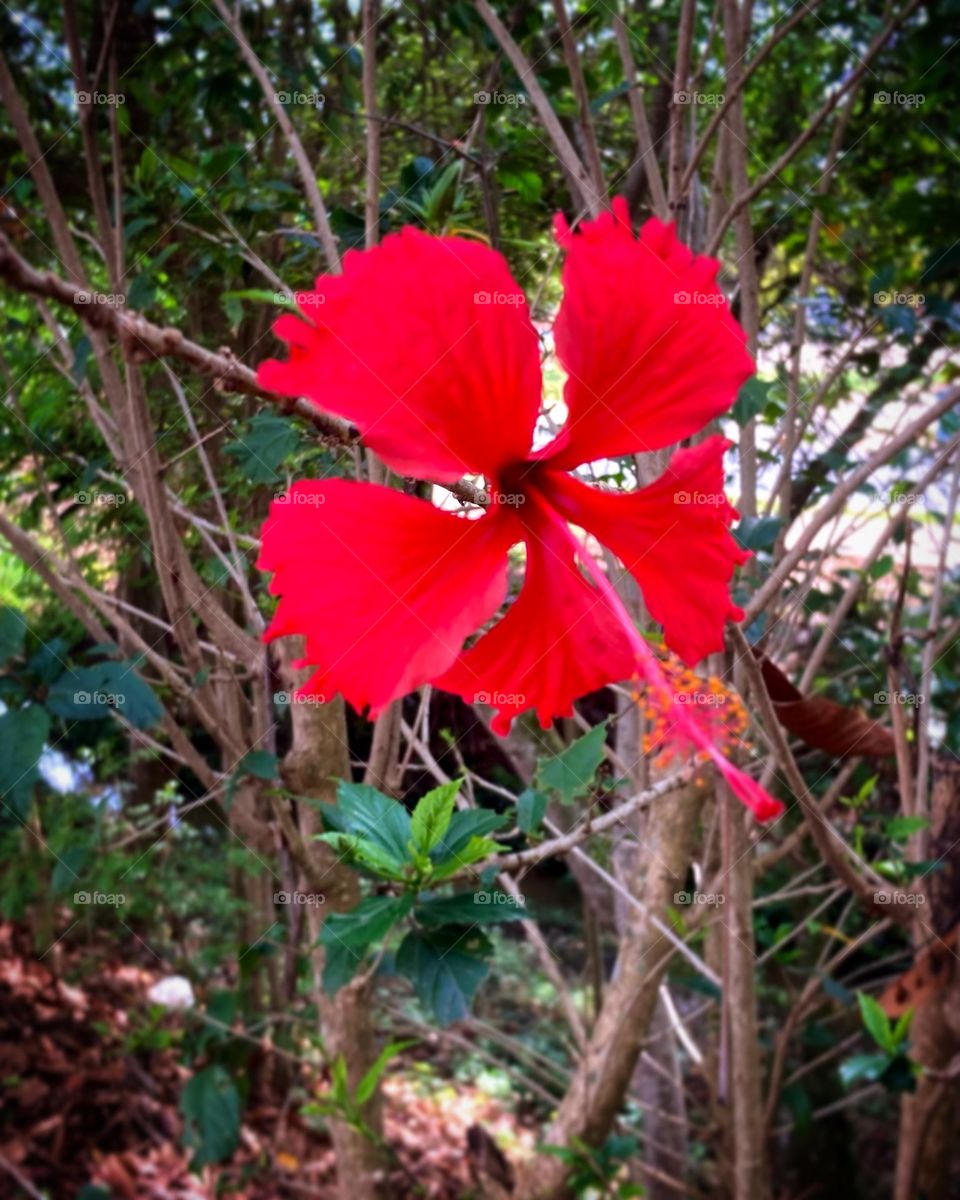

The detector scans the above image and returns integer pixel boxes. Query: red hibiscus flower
[257,197,782,822]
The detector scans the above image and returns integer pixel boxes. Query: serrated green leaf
[414,891,526,926]
[395,928,491,1025]
[314,832,407,879]
[224,413,299,484]
[410,780,460,853]
[332,781,413,864]
[430,808,505,863]
[536,721,608,805]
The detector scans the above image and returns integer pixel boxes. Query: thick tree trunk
[514,782,703,1200]
[278,649,389,1200]
[894,760,960,1200]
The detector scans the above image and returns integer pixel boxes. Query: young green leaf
[410,780,461,853]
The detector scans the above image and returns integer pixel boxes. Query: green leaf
[431,808,506,863]
[331,781,413,864]
[236,750,279,780]
[536,721,608,805]
[180,1065,241,1166]
[321,939,365,994]
[839,1052,890,1088]
[410,780,460,853]
[225,750,279,808]
[0,707,50,820]
[224,413,299,484]
[429,835,506,881]
[517,788,547,834]
[734,516,782,552]
[0,607,26,665]
[46,660,162,729]
[314,832,407,879]
[733,377,772,426]
[395,928,491,1025]
[355,1039,417,1105]
[886,815,930,842]
[222,287,300,313]
[858,991,895,1052]
[414,891,526,926]
[321,894,412,951]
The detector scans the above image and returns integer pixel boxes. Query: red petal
[538,436,750,665]
[433,501,636,735]
[540,198,754,469]
[258,481,517,715]
[258,229,541,482]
